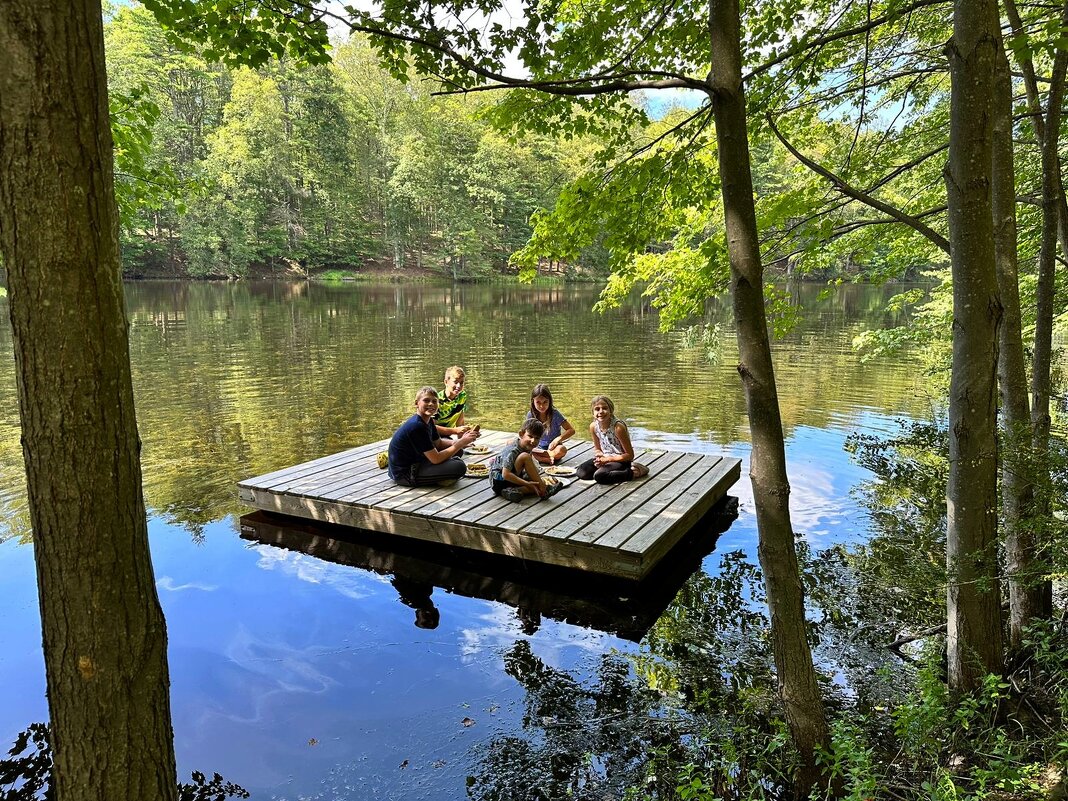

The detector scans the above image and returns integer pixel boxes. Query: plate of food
[466,444,492,455]
[465,461,489,477]
[543,465,576,477]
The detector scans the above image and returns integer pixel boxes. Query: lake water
[0,280,930,799]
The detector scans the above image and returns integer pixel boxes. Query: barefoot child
[526,383,575,465]
[388,386,478,486]
[575,395,649,484]
[490,420,563,502]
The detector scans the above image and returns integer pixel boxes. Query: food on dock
[465,462,489,476]
[376,451,389,469]
[544,466,576,477]
[543,475,560,487]
[466,444,491,455]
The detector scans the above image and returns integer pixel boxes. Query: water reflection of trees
[468,640,691,801]
[0,282,926,539]
[467,557,807,801]
[467,495,967,801]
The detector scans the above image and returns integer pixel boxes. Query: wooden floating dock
[237,430,741,580]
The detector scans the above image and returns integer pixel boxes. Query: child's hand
[459,430,479,447]
[534,481,548,498]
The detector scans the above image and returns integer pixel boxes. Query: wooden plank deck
[237,429,741,580]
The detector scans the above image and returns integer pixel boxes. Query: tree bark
[708,0,829,789]
[1032,2,1068,450]
[943,0,1004,692]
[991,44,1043,651]
[1028,3,1068,626]
[0,2,179,800]
[1002,0,1068,260]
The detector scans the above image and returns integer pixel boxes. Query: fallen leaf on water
[399,760,409,769]
[461,717,475,727]
[308,738,318,746]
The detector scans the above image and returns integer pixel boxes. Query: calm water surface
[0,281,930,799]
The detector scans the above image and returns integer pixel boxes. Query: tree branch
[746,0,950,82]
[430,73,705,97]
[766,115,951,253]
[306,0,712,96]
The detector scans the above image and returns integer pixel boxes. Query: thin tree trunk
[1027,0,1068,624]
[707,0,829,788]
[1031,7,1068,446]
[0,2,179,799]
[944,0,1004,692]
[1002,0,1068,258]
[992,44,1042,651]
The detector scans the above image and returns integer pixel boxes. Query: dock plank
[504,450,669,538]
[621,456,741,558]
[566,453,704,545]
[580,454,715,549]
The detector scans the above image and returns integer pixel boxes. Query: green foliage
[811,719,878,801]
[140,0,330,67]
[316,269,356,281]
[103,8,593,279]
[853,276,948,373]
[883,644,1066,801]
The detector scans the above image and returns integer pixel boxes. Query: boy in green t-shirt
[435,365,473,438]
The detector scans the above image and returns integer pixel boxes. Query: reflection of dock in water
[237,429,741,579]
[239,501,737,642]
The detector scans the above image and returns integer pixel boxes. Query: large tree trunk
[0,2,179,800]
[944,0,1004,692]
[991,44,1043,651]
[707,0,829,789]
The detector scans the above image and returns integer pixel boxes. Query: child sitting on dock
[526,383,575,465]
[434,365,473,439]
[388,386,479,486]
[576,395,650,484]
[490,419,563,502]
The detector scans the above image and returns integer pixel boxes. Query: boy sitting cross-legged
[490,420,563,502]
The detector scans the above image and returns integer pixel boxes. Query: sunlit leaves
[141,0,331,67]
[110,86,187,229]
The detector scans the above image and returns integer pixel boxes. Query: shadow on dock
[239,496,738,642]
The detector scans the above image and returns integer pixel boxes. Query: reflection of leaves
[178,771,249,801]
[0,725,248,801]
[472,564,808,801]
[0,723,51,801]
[472,641,687,801]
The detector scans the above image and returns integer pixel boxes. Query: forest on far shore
[105,3,930,284]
